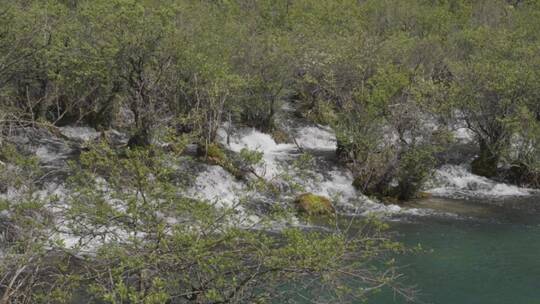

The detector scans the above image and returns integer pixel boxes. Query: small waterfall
[295,125,337,151]
[188,165,249,208]
[217,127,296,179]
[426,165,533,199]
[212,122,438,218]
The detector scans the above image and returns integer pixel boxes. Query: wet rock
[434,141,477,166]
[502,162,540,189]
[59,126,100,143]
[3,126,127,178]
[196,143,249,180]
[113,104,135,129]
[99,129,129,147]
[7,127,77,167]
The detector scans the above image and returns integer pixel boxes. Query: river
[212,120,540,303]
[25,123,540,303]
[375,196,540,304]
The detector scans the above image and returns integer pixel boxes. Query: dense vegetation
[1,142,415,303]
[2,0,540,194]
[1,0,540,303]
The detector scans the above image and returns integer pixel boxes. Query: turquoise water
[376,197,540,304]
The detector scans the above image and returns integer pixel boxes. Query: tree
[450,26,538,177]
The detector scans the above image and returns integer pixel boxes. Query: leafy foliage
[0,143,413,303]
[2,1,540,302]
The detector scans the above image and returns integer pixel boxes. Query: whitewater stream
[206,118,540,304]
[9,117,540,303]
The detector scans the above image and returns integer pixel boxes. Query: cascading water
[6,116,538,252]
[426,164,533,199]
[194,120,431,218]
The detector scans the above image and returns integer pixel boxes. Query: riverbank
[2,121,539,303]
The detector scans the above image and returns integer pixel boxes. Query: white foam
[303,169,357,202]
[188,165,247,208]
[340,199,445,218]
[217,124,454,219]
[294,168,444,218]
[295,125,337,151]
[281,102,294,112]
[185,164,265,227]
[359,201,402,215]
[221,127,295,153]
[427,165,531,198]
[219,127,296,178]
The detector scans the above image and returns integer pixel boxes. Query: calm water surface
[375,196,540,304]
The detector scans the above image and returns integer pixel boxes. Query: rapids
[3,117,539,304]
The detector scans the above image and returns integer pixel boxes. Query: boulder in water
[294,193,335,215]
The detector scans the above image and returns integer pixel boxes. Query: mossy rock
[294,193,335,215]
[207,144,226,161]
[381,196,400,205]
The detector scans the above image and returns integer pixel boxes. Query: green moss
[294,193,335,215]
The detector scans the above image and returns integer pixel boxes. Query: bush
[396,146,437,200]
